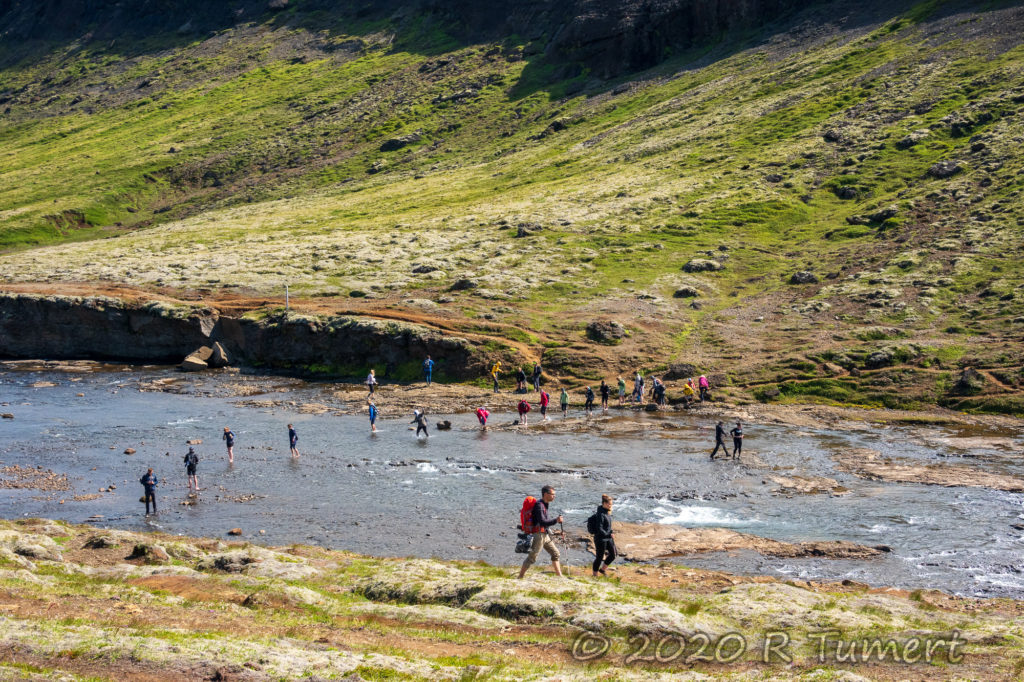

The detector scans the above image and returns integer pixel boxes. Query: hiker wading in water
[518,485,564,579]
[710,420,728,460]
[730,421,744,459]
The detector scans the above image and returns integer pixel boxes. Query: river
[1,361,1022,597]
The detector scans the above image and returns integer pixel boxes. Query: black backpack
[587,512,601,535]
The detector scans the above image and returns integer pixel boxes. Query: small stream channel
[1,362,1022,597]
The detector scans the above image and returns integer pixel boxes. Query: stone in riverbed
[208,342,230,368]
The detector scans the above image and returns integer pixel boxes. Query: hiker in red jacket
[539,390,550,421]
[517,399,531,426]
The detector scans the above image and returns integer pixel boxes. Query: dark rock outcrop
[0,293,493,380]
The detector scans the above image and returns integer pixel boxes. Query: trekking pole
[559,517,571,576]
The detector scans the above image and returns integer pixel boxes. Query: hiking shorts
[521,532,560,569]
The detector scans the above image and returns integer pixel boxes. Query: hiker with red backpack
[517,398,531,426]
[518,485,564,579]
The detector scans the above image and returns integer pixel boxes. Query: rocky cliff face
[0,0,816,77]
[0,293,484,378]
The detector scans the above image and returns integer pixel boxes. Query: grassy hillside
[2,0,1024,411]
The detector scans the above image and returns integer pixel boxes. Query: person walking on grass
[600,380,610,413]
[222,426,235,464]
[710,420,728,460]
[288,423,299,458]
[730,421,744,460]
[411,409,429,438]
[183,447,199,493]
[423,355,435,386]
[491,361,502,393]
[560,387,569,418]
[617,376,626,406]
[532,363,543,392]
[368,399,379,433]
[518,485,564,579]
[588,494,616,577]
[539,389,550,421]
[140,467,158,516]
[366,369,378,396]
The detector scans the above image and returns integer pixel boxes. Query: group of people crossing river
[139,357,745,580]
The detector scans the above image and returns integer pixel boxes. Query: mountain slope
[2,0,1024,412]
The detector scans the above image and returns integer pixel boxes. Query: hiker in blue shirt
[140,468,158,516]
[223,426,235,464]
[288,424,299,458]
[423,355,435,386]
[368,399,378,433]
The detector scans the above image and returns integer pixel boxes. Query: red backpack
[520,496,539,533]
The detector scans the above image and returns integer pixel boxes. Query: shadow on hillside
[2,0,1014,101]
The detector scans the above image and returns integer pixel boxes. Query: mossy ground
[0,517,1022,680]
[2,1,1024,414]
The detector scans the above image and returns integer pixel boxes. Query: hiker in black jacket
[590,495,616,577]
[710,420,728,460]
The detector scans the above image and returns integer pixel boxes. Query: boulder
[869,206,898,223]
[765,173,783,183]
[209,342,230,368]
[449,278,477,291]
[672,286,699,298]
[181,345,213,372]
[123,448,136,455]
[895,129,930,149]
[928,161,962,179]
[515,222,542,237]
[663,363,697,380]
[835,186,858,200]
[379,131,422,152]
[789,271,818,285]
[952,368,985,396]
[682,259,723,273]
[864,351,893,369]
[585,320,626,344]
[411,264,439,274]
[127,543,170,563]
[823,129,844,143]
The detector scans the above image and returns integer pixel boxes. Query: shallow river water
[2,363,1023,597]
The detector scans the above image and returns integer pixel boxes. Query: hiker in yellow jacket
[491,361,502,393]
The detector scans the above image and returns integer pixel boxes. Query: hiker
[710,420,728,460]
[516,366,527,393]
[583,386,595,416]
[531,363,543,392]
[633,370,645,405]
[476,406,490,430]
[681,381,696,406]
[366,369,378,396]
[617,376,626,406]
[653,378,666,409]
[140,467,158,516]
[368,399,378,433]
[411,409,429,438]
[423,355,435,386]
[288,423,299,458]
[560,387,569,418]
[183,447,199,493]
[588,494,616,577]
[222,426,235,464]
[539,389,550,421]
[517,398,531,426]
[491,361,502,393]
[518,485,564,579]
[699,375,710,402]
[730,421,744,459]
[600,380,610,413]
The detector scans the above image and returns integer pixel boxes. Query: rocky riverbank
[0,517,1022,680]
